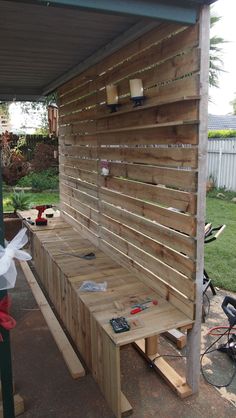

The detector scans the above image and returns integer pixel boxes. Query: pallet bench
[19,210,193,418]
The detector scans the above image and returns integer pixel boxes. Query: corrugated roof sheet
[0,0,216,100]
[208,114,236,130]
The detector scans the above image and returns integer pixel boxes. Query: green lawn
[3,191,60,212]
[205,196,236,291]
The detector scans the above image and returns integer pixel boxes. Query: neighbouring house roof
[208,114,236,130]
[0,0,217,101]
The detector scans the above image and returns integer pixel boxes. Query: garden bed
[3,212,22,241]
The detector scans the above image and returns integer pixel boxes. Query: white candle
[106,84,118,105]
[129,79,143,98]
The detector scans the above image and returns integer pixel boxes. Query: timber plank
[100,214,195,278]
[100,228,195,299]
[99,146,197,169]
[100,202,195,257]
[59,25,198,110]
[20,261,85,379]
[134,339,192,398]
[105,162,197,192]
[96,101,198,133]
[100,188,196,235]
[101,179,196,214]
[0,394,24,418]
[58,22,184,98]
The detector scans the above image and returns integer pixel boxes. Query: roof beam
[0,86,44,102]
[19,0,198,24]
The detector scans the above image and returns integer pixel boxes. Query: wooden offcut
[19,261,85,379]
[0,394,24,418]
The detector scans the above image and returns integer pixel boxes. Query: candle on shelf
[106,84,118,104]
[129,79,145,106]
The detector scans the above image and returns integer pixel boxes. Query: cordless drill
[35,205,53,226]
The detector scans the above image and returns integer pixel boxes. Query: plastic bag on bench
[79,280,107,292]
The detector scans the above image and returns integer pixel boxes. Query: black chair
[203,223,226,296]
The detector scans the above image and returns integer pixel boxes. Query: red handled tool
[130,299,158,314]
[34,205,53,226]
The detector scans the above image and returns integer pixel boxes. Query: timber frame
[1,1,214,417]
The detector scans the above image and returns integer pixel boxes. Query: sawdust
[218,387,236,407]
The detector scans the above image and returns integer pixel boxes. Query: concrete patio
[9,263,236,418]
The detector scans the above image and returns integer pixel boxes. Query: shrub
[17,168,59,191]
[10,191,31,213]
[2,149,28,185]
[31,143,57,172]
[208,130,236,138]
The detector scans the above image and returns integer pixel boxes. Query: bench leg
[134,338,192,399]
[145,335,158,356]
[90,318,132,418]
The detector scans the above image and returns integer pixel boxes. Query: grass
[3,191,59,212]
[205,195,236,292]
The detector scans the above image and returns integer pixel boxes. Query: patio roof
[0,0,217,101]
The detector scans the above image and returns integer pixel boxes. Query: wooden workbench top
[23,216,193,347]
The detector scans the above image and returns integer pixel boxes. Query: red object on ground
[0,295,16,342]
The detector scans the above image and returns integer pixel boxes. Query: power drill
[35,205,53,226]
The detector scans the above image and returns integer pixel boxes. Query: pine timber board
[21,212,194,418]
[134,339,192,398]
[0,395,24,418]
[19,260,85,379]
[28,215,194,347]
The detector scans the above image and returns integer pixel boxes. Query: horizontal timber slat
[61,165,97,184]
[58,23,185,97]
[99,146,197,169]
[100,202,195,258]
[99,237,195,301]
[96,101,199,133]
[60,201,99,236]
[100,178,196,214]
[60,182,98,210]
[59,25,198,108]
[100,188,196,235]
[60,156,98,172]
[106,162,197,192]
[101,214,195,279]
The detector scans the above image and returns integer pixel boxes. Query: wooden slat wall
[58,21,201,316]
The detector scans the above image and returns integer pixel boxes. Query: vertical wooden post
[0,146,15,418]
[145,336,158,356]
[186,5,210,393]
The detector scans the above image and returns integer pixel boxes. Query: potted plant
[4,191,31,241]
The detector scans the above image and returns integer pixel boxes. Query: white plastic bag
[0,227,32,290]
[79,280,107,292]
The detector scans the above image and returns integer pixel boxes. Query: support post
[0,146,15,418]
[186,5,210,393]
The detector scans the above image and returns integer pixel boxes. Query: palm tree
[209,15,226,89]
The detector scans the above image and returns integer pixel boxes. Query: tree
[230,95,236,115]
[209,15,226,89]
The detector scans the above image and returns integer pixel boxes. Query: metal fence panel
[207,138,236,191]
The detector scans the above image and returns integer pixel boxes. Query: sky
[8,0,236,131]
[209,0,236,115]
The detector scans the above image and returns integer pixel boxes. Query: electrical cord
[150,326,236,389]
[200,325,236,388]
